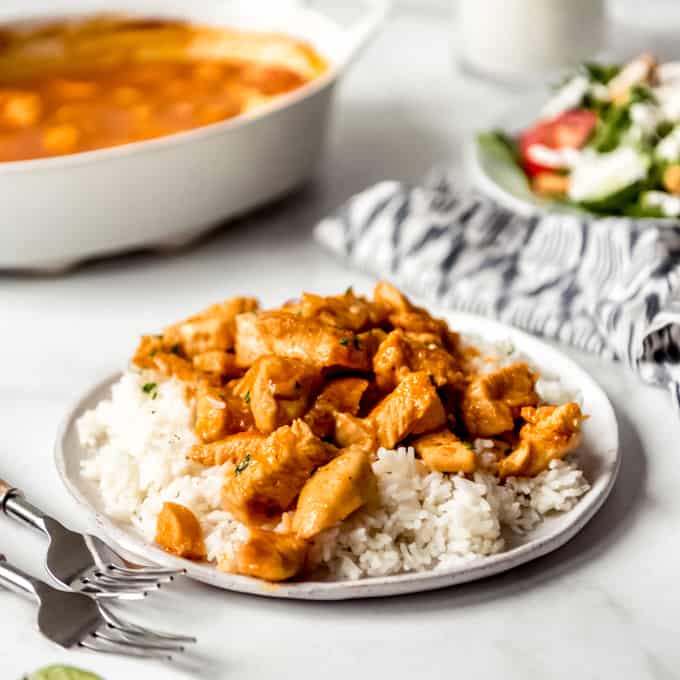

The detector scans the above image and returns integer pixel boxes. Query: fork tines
[76,562,185,600]
[81,601,197,660]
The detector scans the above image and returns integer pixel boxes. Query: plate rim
[55,309,620,600]
[469,91,680,225]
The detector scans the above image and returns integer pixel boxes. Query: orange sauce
[0,17,327,161]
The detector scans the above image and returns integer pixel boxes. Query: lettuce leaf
[476,131,531,196]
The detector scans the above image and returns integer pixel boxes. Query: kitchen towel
[315,171,680,407]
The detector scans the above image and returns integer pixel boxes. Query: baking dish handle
[308,0,391,68]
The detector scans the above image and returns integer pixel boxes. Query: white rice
[78,342,590,581]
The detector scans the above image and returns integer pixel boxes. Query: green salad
[479,53,680,217]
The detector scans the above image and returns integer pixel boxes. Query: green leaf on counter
[26,665,103,680]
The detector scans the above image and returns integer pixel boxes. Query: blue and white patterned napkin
[315,171,680,408]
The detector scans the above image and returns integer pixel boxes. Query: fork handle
[0,554,42,603]
[0,480,50,534]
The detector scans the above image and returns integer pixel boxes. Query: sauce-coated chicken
[498,403,583,477]
[142,285,585,582]
[194,381,254,443]
[155,502,206,560]
[373,329,464,392]
[233,529,308,581]
[373,281,459,350]
[189,431,266,467]
[369,371,446,448]
[234,311,371,371]
[293,446,378,539]
[192,350,243,380]
[163,297,259,358]
[221,420,333,525]
[304,377,370,438]
[412,429,477,474]
[461,363,538,437]
[233,356,321,434]
[333,412,378,452]
[285,289,388,331]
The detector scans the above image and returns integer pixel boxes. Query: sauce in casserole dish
[0,16,328,161]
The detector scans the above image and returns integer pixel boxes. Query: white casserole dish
[0,0,389,271]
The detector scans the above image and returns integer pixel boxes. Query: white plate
[55,310,619,600]
[469,92,679,223]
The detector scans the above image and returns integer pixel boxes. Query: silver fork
[0,554,195,660]
[0,479,183,599]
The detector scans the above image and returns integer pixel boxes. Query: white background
[1,2,679,679]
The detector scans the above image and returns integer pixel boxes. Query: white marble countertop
[1,5,679,680]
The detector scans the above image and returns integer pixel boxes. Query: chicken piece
[304,377,370,438]
[461,363,538,438]
[372,329,464,393]
[293,446,379,539]
[164,316,233,358]
[221,420,333,525]
[286,289,389,331]
[369,371,447,448]
[412,429,476,474]
[497,441,532,479]
[232,356,321,434]
[164,297,259,358]
[522,403,583,475]
[373,281,459,350]
[189,431,265,467]
[333,412,378,452]
[410,395,449,436]
[373,280,412,314]
[155,502,206,560]
[192,350,244,380]
[356,328,388,359]
[234,311,371,371]
[497,403,583,478]
[151,352,199,385]
[233,529,308,582]
[131,334,164,370]
[194,381,254,443]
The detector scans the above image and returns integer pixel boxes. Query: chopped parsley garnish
[244,390,251,404]
[148,349,157,357]
[345,286,353,296]
[462,441,474,450]
[235,454,251,476]
[170,343,181,355]
[142,382,158,399]
[339,337,349,346]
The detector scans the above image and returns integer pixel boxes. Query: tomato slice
[519,109,597,177]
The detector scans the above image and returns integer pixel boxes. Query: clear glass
[457,0,606,84]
